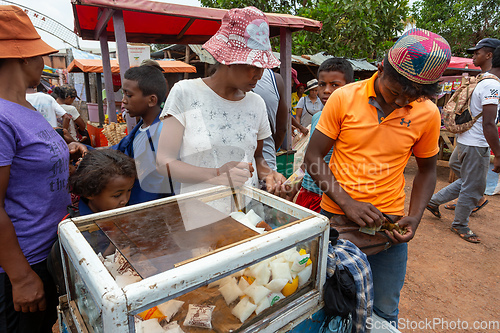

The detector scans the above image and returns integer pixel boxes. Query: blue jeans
[321,209,408,327]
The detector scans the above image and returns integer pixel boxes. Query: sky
[6,0,202,51]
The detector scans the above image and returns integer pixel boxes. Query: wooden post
[113,10,132,129]
[113,10,130,84]
[83,72,91,103]
[96,73,104,127]
[184,45,190,79]
[99,32,116,125]
[280,27,293,151]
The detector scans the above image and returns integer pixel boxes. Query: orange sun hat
[0,5,58,59]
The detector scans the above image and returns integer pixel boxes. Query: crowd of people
[1,3,499,333]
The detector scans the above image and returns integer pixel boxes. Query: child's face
[122,79,154,118]
[87,175,135,213]
[318,71,347,105]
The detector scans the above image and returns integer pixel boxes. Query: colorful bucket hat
[388,28,451,84]
[203,6,280,69]
[0,5,58,59]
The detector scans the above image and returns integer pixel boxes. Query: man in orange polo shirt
[305,29,451,327]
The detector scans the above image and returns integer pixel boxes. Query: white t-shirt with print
[160,78,271,195]
[26,92,67,127]
[457,74,500,147]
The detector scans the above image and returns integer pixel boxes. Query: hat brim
[466,46,480,54]
[305,84,318,92]
[0,38,58,59]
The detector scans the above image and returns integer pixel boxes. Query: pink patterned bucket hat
[388,28,451,84]
[203,6,280,69]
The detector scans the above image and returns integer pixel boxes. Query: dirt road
[398,157,500,332]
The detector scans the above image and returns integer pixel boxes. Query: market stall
[71,0,322,148]
[67,58,196,74]
[66,57,196,147]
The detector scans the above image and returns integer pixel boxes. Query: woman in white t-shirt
[52,85,88,143]
[157,7,286,197]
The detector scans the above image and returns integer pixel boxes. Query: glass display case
[58,185,329,332]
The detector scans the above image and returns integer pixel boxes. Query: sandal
[450,227,480,243]
[444,199,489,213]
[426,204,441,218]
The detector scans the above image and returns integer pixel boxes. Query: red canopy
[448,56,480,71]
[72,0,323,44]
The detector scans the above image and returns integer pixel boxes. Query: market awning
[72,0,322,44]
[66,58,196,73]
[448,56,480,71]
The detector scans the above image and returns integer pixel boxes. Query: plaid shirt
[327,239,374,333]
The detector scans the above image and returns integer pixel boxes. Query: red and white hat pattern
[203,7,280,69]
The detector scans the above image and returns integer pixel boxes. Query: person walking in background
[442,38,500,213]
[305,29,451,327]
[295,78,324,127]
[426,46,500,243]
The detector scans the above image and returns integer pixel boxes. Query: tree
[411,0,500,56]
[200,0,304,15]
[296,0,408,59]
[200,0,409,60]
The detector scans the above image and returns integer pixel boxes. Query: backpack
[443,73,500,134]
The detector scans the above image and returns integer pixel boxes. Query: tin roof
[153,45,377,71]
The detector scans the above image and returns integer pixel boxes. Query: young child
[48,149,136,296]
[114,65,175,204]
[294,58,354,212]
[70,149,136,214]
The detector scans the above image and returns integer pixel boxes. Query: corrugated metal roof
[188,45,216,65]
[153,45,377,71]
[306,52,377,71]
